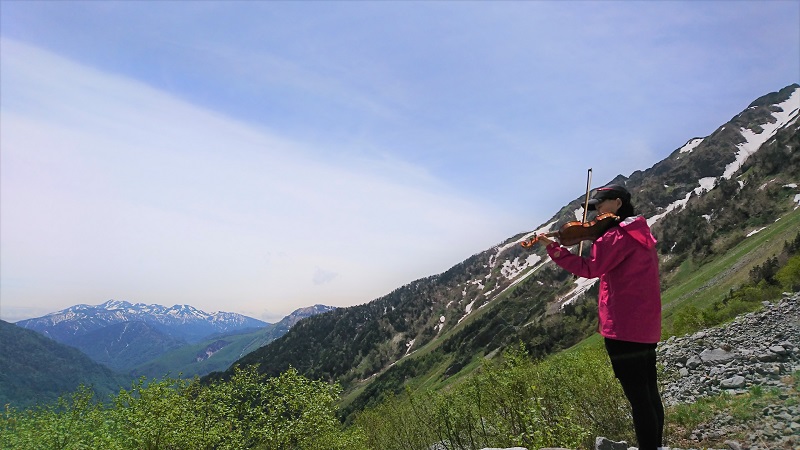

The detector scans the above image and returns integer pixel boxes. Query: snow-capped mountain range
[16,299,269,344]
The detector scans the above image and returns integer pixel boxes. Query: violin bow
[578,168,592,257]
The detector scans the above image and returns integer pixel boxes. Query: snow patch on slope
[648,88,799,227]
[678,138,704,154]
[722,90,800,180]
[560,277,598,308]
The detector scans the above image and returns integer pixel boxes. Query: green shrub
[356,344,630,450]
[1,367,367,450]
[776,254,800,291]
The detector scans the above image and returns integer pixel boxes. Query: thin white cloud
[0,39,512,319]
[313,267,338,286]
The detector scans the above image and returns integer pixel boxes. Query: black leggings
[604,338,664,450]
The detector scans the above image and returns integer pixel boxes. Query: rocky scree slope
[655,292,800,450]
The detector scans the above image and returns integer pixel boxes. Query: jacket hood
[619,215,657,249]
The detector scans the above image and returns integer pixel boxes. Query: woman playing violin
[533,183,665,450]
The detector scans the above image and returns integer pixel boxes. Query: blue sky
[1,1,798,322]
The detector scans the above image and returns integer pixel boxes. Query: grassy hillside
[133,323,292,379]
[661,206,800,327]
[133,307,333,379]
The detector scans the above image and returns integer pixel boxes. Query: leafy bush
[776,254,800,291]
[1,386,122,450]
[356,344,631,450]
[1,366,367,450]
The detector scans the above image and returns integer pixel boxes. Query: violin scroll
[520,235,541,248]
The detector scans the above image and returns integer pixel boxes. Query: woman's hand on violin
[535,235,554,246]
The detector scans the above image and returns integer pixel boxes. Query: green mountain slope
[132,327,273,379]
[133,305,335,379]
[0,320,128,409]
[65,321,187,371]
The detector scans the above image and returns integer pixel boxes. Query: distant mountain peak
[280,305,337,327]
[290,304,337,316]
[99,299,132,310]
[17,300,268,344]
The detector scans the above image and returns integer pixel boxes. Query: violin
[520,213,620,248]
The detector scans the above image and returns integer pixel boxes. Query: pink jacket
[546,215,662,343]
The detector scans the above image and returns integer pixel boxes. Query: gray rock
[724,440,743,450]
[768,345,788,355]
[699,348,736,364]
[595,437,628,450]
[756,351,778,362]
[720,374,746,388]
[479,448,528,450]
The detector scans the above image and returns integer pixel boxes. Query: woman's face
[596,197,622,215]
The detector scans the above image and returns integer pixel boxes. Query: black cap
[587,184,631,211]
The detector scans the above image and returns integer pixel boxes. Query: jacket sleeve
[546,230,634,278]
